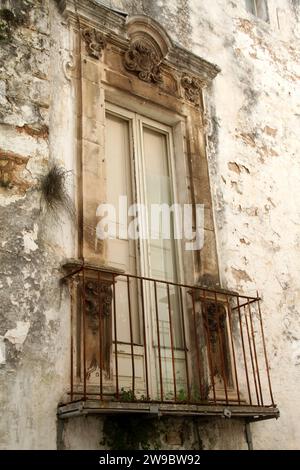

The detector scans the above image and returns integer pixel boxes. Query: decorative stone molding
[181,74,203,107]
[202,301,226,346]
[58,2,220,83]
[63,52,76,81]
[81,27,107,59]
[125,15,172,59]
[123,16,173,84]
[203,111,213,136]
[57,0,126,32]
[84,279,112,325]
[124,40,162,83]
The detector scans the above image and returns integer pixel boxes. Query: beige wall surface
[0,0,299,449]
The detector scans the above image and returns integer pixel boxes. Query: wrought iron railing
[62,263,276,410]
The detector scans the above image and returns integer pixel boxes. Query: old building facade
[0,0,299,450]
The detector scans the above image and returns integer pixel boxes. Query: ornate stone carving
[203,111,213,136]
[63,52,76,81]
[181,74,203,106]
[83,278,113,376]
[81,27,107,60]
[124,40,163,83]
[202,301,226,345]
[84,279,112,321]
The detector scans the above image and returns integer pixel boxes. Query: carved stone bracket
[181,74,204,107]
[124,40,163,83]
[202,301,226,345]
[81,27,107,60]
[84,279,112,325]
[82,277,113,377]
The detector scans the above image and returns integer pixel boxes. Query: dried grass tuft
[39,163,75,222]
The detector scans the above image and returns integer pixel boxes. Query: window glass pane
[142,126,177,283]
[142,125,183,349]
[105,113,140,344]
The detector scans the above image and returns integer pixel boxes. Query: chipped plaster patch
[22,223,39,253]
[231,267,252,283]
[4,321,30,349]
[0,337,5,365]
[0,193,25,207]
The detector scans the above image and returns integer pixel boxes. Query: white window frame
[105,102,188,398]
[105,102,184,285]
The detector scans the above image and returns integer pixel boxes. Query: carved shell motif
[81,27,107,60]
[124,40,163,83]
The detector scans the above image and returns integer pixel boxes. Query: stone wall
[0,0,74,449]
[61,415,247,450]
[0,0,299,450]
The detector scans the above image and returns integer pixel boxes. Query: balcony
[58,262,279,422]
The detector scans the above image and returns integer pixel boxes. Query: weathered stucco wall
[61,415,248,450]
[0,0,300,450]
[0,0,74,449]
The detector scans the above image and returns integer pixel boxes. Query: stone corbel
[181,74,204,107]
[202,301,227,346]
[81,27,107,59]
[84,279,113,322]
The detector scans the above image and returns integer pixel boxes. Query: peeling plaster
[22,224,39,254]
[4,322,30,349]
[0,337,5,365]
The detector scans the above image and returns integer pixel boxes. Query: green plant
[177,388,188,403]
[119,387,136,402]
[169,385,212,404]
[139,394,150,402]
[102,415,161,450]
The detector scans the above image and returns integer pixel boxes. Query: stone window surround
[58,0,221,288]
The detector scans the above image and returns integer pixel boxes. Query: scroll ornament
[124,40,163,83]
[81,27,107,60]
[181,74,203,106]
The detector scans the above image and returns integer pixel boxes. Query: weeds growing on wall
[102,415,162,450]
[39,163,75,222]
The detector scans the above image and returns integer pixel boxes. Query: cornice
[167,45,221,84]
[57,0,220,85]
[56,0,127,34]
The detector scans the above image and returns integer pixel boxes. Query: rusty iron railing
[63,264,276,410]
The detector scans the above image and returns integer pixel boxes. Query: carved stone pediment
[58,2,220,83]
[81,27,107,59]
[181,74,204,107]
[124,40,162,83]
